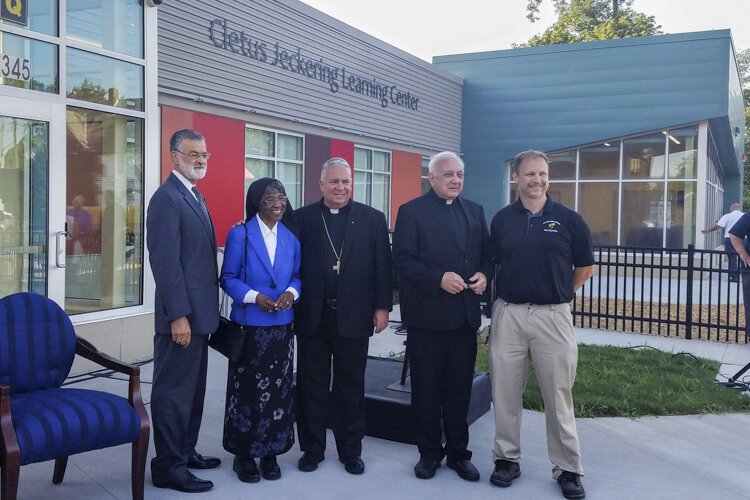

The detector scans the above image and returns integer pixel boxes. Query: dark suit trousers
[150,334,209,481]
[297,308,369,459]
[407,324,477,461]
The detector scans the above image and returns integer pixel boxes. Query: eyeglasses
[261,195,288,207]
[174,149,212,161]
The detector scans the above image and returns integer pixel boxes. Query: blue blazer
[220,217,301,327]
[147,173,219,335]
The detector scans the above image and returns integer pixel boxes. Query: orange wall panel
[391,150,422,227]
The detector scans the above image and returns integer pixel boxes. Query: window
[511,124,705,248]
[354,146,391,220]
[421,156,430,194]
[62,0,148,315]
[0,32,58,93]
[244,127,304,211]
[65,108,144,313]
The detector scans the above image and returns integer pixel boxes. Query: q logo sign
[1,0,28,26]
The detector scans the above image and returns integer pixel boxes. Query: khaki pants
[488,300,583,475]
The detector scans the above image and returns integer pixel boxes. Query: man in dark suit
[146,129,221,493]
[393,151,492,482]
[295,157,393,475]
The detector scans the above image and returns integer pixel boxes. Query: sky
[299,0,750,62]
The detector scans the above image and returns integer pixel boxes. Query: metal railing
[573,244,747,343]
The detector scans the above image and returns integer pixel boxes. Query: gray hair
[321,157,351,180]
[169,129,205,152]
[428,151,464,174]
[512,150,548,174]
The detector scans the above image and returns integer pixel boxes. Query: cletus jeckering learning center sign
[209,18,420,112]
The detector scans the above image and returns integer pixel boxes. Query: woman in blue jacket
[219,178,301,483]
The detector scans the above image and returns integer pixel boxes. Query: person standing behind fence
[702,203,743,282]
[488,150,594,500]
[728,213,750,341]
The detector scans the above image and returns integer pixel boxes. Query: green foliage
[475,343,750,417]
[518,0,661,47]
[738,48,750,209]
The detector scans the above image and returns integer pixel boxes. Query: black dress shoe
[259,456,281,480]
[233,456,260,483]
[339,456,365,475]
[447,458,480,481]
[490,459,521,487]
[298,452,324,472]
[153,471,214,493]
[188,452,221,469]
[414,456,441,479]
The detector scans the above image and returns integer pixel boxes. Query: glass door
[0,97,65,305]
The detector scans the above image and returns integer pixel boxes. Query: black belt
[324,298,338,310]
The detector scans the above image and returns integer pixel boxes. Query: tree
[518,0,661,47]
[736,48,750,208]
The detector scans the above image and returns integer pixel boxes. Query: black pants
[407,323,477,461]
[742,272,750,341]
[296,308,370,459]
[150,334,209,481]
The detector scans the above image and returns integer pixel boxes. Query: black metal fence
[573,244,748,343]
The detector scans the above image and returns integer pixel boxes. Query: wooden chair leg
[52,457,68,484]
[131,427,149,500]
[1,455,20,500]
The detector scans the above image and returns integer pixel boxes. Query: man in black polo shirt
[488,150,594,500]
[728,212,750,341]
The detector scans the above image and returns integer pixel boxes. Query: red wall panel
[192,112,246,247]
[391,150,422,227]
[160,106,245,247]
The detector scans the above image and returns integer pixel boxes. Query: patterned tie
[191,186,214,237]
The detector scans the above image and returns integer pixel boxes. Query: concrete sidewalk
[12,312,750,499]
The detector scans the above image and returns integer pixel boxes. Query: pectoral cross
[333,260,340,275]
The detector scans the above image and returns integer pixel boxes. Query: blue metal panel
[434,30,744,219]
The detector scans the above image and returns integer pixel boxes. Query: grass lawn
[474,343,750,418]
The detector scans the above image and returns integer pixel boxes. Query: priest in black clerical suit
[294,157,393,476]
[393,151,492,483]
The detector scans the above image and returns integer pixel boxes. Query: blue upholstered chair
[0,292,150,500]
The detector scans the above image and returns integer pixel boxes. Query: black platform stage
[362,357,491,444]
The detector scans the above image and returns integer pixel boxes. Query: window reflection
[578,183,618,245]
[66,0,143,58]
[0,116,47,298]
[65,108,143,314]
[547,183,575,209]
[668,126,698,179]
[548,150,576,180]
[623,133,665,179]
[66,48,144,111]
[0,32,58,93]
[620,182,665,247]
[579,142,619,179]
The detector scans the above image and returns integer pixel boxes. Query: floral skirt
[223,324,295,458]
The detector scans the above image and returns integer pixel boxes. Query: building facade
[0,2,744,365]
[434,30,745,250]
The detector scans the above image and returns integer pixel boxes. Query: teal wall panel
[435,30,744,219]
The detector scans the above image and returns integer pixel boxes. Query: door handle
[56,229,67,268]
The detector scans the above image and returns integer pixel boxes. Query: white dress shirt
[243,216,299,304]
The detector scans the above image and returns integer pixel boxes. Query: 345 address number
[1,54,31,82]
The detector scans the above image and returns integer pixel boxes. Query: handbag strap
[219,222,249,316]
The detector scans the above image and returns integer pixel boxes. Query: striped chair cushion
[0,292,76,393]
[11,388,142,465]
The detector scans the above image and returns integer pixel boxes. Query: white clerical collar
[445,199,454,205]
[329,208,340,214]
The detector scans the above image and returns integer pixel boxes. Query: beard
[177,158,208,181]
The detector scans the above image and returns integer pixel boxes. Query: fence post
[685,244,694,340]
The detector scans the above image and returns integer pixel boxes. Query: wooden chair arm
[1,384,21,463]
[75,337,139,376]
[74,337,148,414]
